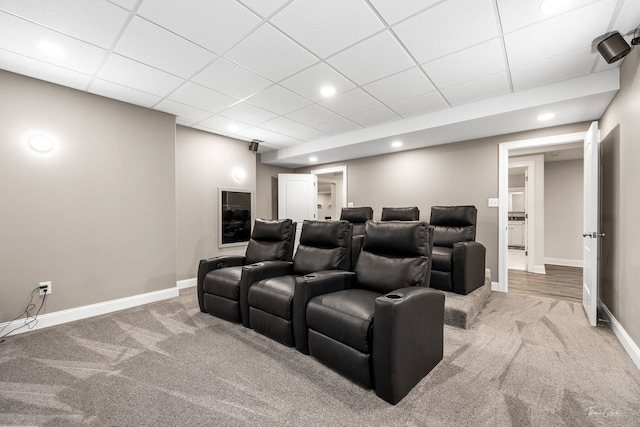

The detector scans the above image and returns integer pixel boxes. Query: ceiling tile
[319,88,383,116]
[168,82,237,113]
[245,85,311,115]
[497,0,598,33]
[285,104,341,127]
[237,126,302,146]
[192,58,273,99]
[238,0,290,18]
[0,13,107,75]
[348,106,401,127]
[89,79,162,108]
[368,0,442,25]
[137,0,261,54]
[327,31,415,85]
[197,115,251,134]
[441,72,511,106]
[260,117,329,141]
[423,38,506,89]
[154,99,212,124]
[393,0,499,63]
[389,91,448,118]
[363,67,435,104]
[0,0,128,48]
[314,118,363,135]
[614,0,640,34]
[271,0,384,58]
[0,49,91,90]
[219,102,278,125]
[280,62,356,102]
[224,23,318,81]
[106,0,137,10]
[504,0,617,68]
[511,47,597,91]
[98,54,184,97]
[114,17,215,78]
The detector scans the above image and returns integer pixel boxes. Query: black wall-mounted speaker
[597,32,632,64]
[248,140,260,152]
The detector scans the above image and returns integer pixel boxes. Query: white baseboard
[599,300,640,372]
[533,264,547,274]
[0,287,179,338]
[491,281,504,292]
[177,278,196,289]
[545,257,583,268]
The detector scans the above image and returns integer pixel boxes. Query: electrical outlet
[39,281,52,295]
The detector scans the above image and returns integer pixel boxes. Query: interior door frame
[310,165,347,209]
[497,131,587,292]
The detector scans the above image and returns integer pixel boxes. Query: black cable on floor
[0,287,48,342]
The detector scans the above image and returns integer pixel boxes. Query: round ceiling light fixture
[391,140,403,148]
[309,156,318,162]
[29,134,54,153]
[320,86,336,97]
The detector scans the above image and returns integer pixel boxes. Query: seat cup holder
[249,262,263,267]
[385,293,403,300]
[303,273,317,280]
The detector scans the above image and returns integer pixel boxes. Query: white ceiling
[1,0,638,167]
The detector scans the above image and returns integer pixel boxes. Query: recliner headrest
[340,207,373,224]
[429,206,477,227]
[299,220,351,248]
[245,218,296,264]
[381,206,420,221]
[251,218,295,241]
[362,220,431,257]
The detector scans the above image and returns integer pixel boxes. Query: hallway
[508,264,583,303]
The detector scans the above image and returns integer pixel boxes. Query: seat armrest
[293,271,356,354]
[239,260,294,328]
[373,287,445,404]
[452,241,486,295]
[197,256,246,312]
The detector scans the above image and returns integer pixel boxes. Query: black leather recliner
[339,206,373,268]
[429,205,486,295]
[247,220,352,352]
[381,206,420,221]
[197,218,296,327]
[305,220,445,404]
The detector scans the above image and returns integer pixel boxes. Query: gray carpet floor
[1,287,639,426]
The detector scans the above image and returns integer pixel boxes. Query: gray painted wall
[0,71,176,322]
[600,49,640,349]
[255,159,292,220]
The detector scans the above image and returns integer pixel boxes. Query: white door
[583,122,600,326]
[278,173,317,248]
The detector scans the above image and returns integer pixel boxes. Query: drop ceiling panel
[167,82,237,113]
[98,54,184,97]
[0,13,107,75]
[219,103,278,125]
[246,84,311,115]
[389,91,448,118]
[348,106,401,127]
[260,116,329,140]
[368,0,443,25]
[115,17,216,79]
[0,0,128,48]
[441,72,511,106]
[192,58,273,99]
[285,104,341,127]
[504,0,617,68]
[0,49,91,90]
[154,99,212,124]
[511,47,597,91]
[496,0,598,33]
[271,0,384,58]
[238,0,290,18]
[137,0,261,54]
[237,126,301,146]
[422,38,506,89]
[225,24,318,81]
[314,118,363,135]
[320,88,383,117]
[613,0,640,34]
[197,115,251,134]
[393,0,500,64]
[280,62,356,102]
[107,0,137,10]
[90,79,162,108]
[363,67,435,105]
[327,31,415,85]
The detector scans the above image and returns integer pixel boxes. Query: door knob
[583,233,590,237]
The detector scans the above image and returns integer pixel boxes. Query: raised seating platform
[442,269,491,329]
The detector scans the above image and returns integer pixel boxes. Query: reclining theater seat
[197,218,296,327]
[429,205,486,295]
[339,206,373,267]
[380,206,420,221]
[306,220,445,404]
[248,220,352,351]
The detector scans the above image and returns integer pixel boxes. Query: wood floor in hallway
[507,264,583,303]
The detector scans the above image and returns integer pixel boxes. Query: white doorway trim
[497,131,586,293]
[508,161,535,272]
[310,166,347,208]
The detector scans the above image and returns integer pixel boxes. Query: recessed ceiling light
[309,156,318,162]
[320,86,336,97]
[36,41,66,58]
[537,112,556,121]
[391,140,403,148]
[29,134,54,152]
[539,0,571,15]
